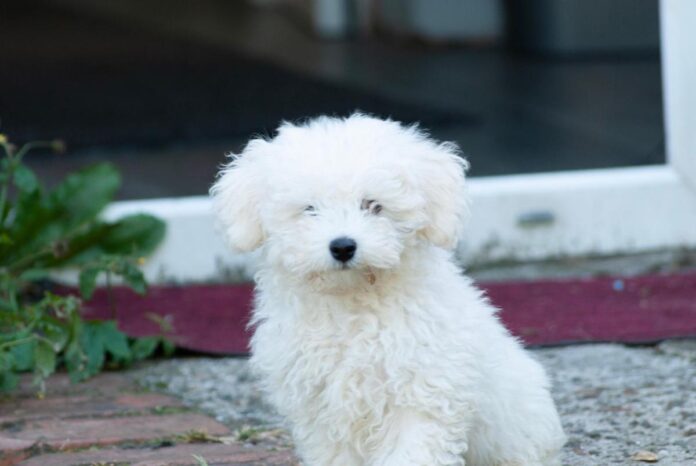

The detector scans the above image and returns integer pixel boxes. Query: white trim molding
[661,0,696,189]
[104,0,696,283]
[461,165,696,265]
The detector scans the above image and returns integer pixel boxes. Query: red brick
[15,372,137,399]
[0,452,31,466]
[0,393,182,424]
[0,437,34,451]
[4,413,230,450]
[19,443,298,466]
[116,393,180,409]
[0,438,34,466]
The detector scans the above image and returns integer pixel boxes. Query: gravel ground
[137,341,696,465]
[536,341,696,465]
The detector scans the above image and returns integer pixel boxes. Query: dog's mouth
[339,265,377,284]
[307,265,378,290]
[336,264,377,284]
[330,258,356,271]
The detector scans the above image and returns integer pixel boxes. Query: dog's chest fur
[251,290,446,440]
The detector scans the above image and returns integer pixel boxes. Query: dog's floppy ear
[210,139,270,252]
[414,141,470,250]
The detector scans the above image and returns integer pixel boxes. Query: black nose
[329,237,357,263]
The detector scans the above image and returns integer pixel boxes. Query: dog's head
[211,114,469,289]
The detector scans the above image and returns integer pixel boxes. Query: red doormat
[83,271,696,354]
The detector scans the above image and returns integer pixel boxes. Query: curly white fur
[211,114,566,466]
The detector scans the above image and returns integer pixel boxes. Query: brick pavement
[0,371,298,466]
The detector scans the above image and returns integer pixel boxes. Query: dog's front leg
[369,410,467,466]
[291,423,362,466]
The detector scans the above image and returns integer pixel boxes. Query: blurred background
[1,0,664,200]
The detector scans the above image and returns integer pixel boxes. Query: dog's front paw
[367,409,468,466]
[373,453,465,466]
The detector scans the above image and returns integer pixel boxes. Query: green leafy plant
[0,135,170,393]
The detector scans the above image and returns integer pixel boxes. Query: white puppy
[212,114,565,466]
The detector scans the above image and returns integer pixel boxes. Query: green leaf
[79,267,101,299]
[33,340,56,378]
[0,328,28,344]
[0,351,15,372]
[51,163,121,229]
[101,214,166,257]
[39,222,110,267]
[18,268,50,282]
[47,214,164,268]
[0,232,12,247]
[64,341,87,383]
[131,337,159,361]
[4,188,42,247]
[98,321,131,361]
[80,322,105,376]
[161,339,176,357]
[43,321,69,352]
[10,339,35,372]
[118,261,147,295]
[13,164,38,193]
[0,371,19,393]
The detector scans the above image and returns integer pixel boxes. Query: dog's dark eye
[304,205,317,216]
[361,199,382,215]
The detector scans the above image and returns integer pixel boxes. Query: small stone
[631,450,659,462]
